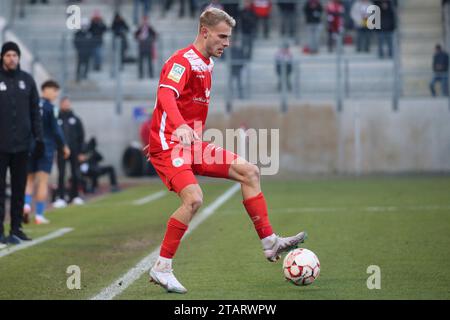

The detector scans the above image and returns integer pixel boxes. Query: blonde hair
[199,7,236,29]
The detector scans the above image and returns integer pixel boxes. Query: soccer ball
[283,248,320,286]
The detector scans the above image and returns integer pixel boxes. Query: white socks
[261,233,277,250]
[154,256,173,271]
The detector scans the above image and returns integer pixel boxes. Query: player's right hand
[174,124,200,146]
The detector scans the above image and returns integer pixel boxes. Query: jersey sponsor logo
[167,63,186,83]
[0,82,6,91]
[172,157,184,168]
[69,117,77,125]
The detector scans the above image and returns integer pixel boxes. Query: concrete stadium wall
[67,98,450,177]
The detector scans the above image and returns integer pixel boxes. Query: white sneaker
[72,197,85,205]
[53,198,67,209]
[35,215,50,225]
[149,268,188,294]
[263,232,308,262]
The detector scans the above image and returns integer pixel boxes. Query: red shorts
[149,141,239,193]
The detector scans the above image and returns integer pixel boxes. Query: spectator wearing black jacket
[240,0,257,60]
[278,1,297,39]
[304,0,323,53]
[135,16,158,79]
[430,44,449,97]
[0,42,44,244]
[74,18,94,82]
[54,97,86,208]
[374,0,396,59]
[111,12,130,64]
[89,11,108,71]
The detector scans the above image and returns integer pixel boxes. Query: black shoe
[9,230,32,244]
[0,233,7,244]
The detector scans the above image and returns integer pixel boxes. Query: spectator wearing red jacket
[252,0,272,39]
[326,0,345,52]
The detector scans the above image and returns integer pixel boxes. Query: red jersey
[149,45,214,154]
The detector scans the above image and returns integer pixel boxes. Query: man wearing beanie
[0,41,44,244]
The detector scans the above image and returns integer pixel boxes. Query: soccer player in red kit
[147,8,307,293]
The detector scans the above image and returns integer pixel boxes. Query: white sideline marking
[132,191,167,206]
[0,228,74,258]
[91,183,240,300]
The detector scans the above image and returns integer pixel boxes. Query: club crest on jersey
[0,82,6,91]
[205,88,210,98]
[172,157,184,168]
[167,63,185,83]
[19,80,26,90]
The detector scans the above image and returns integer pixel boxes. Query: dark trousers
[356,28,371,52]
[138,51,154,79]
[256,16,270,39]
[76,55,90,82]
[280,10,297,38]
[85,166,117,192]
[430,73,449,96]
[57,153,81,201]
[0,152,29,235]
[378,31,393,58]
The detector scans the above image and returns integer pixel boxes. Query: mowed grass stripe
[118,177,450,300]
[0,228,74,258]
[92,183,240,300]
[0,181,234,299]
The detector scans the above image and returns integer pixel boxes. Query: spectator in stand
[135,16,158,79]
[429,44,449,97]
[351,0,373,53]
[275,41,293,92]
[54,97,86,208]
[24,81,70,225]
[240,0,257,60]
[229,43,245,99]
[89,10,108,71]
[111,12,130,64]
[30,0,48,4]
[278,0,297,39]
[326,0,345,52]
[252,0,272,39]
[74,18,94,82]
[223,0,239,18]
[134,0,151,25]
[373,0,396,59]
[303,0,323,54]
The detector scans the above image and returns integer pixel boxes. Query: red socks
[160,217,188,259]
[243,192,274,239]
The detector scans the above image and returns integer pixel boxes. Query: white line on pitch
[91,183,240,300]
[0,228,74,258]
[132,190,167,206]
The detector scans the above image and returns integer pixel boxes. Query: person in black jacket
[54,97,86,208]
[429,44,449,97]
[0,42,44,244]
[374,0,396,58]
[240,0,257,60]
[74,19,94,82]
[79,137,120,194]
[24,80,70,225]
[303,0,323,54]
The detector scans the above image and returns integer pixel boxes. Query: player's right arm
[157,56,200,146]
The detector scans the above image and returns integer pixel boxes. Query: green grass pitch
[0,176,449,300]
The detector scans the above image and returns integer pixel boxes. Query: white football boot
[263,232,308,262]
[149,257,187,294]
[53,198,67,209]
[35,215,50,225]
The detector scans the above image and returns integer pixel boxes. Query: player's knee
[184,193,203,214]
[244,163,260,185]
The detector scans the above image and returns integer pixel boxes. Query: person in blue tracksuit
[24,80,70,225]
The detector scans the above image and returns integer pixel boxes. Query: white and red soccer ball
[283,248,320,286]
